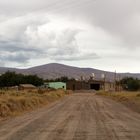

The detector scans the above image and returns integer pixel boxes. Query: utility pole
[102,73,106,92]
[118,74,121,92]
[114,70,117,92]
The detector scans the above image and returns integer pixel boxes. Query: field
[0,89,71,118]
[97,91,140,113]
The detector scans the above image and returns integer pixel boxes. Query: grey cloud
[0,48,39,64]
[0,14,49,41]
[0,0,49,15]
[0,39,42,53]
[0,0,139,47]
[65,0,140,47]
[0,61,5,67]
[0,13,99,65]
[51,52,99,61]
[0,13,49,65]
[1,0,139,70]
[1,53,29,63]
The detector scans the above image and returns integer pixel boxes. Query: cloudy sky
[0,0,140,72]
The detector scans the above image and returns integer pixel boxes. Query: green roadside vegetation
[120,77,140,91]
[0,89,72,118]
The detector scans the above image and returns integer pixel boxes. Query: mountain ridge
[0,63,140,80]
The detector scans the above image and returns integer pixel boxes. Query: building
[46,82,66,90]
[104,81,115,91]
[67,80,116,91]
[67,80,103,91]
[18,84,36,90]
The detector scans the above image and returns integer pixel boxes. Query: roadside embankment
[97,91,140,113]
[0,89,72,118]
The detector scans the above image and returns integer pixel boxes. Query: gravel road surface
[0,93,140,140]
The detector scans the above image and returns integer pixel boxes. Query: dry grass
[97,91,140,100]
[0,89,71,118]
[97,91,140,113]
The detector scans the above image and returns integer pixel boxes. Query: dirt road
[0,93,140,140]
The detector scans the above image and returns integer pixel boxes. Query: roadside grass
[97,90,140,100]
[97,90,140,113]
[0,89,72,118]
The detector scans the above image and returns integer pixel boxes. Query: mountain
[0,63,140,81]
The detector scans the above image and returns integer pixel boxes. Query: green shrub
[120,77,140,91]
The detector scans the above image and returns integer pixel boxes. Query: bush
[120,77,140,91]
[0,71,43,88]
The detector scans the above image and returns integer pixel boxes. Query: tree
[56,76,69,82]
[44,76,76,83]
[120,77,140,91]
[0,71,43,87]
[24,75,43,86]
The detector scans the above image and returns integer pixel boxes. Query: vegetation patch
[120,77,140,91]
[0,89,71,118]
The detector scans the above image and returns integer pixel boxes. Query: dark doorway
[90,84,100,90]
[73,84,75,90]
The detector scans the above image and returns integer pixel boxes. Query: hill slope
[0,63,140,80]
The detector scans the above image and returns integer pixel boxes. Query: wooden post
[114,70,117,92]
